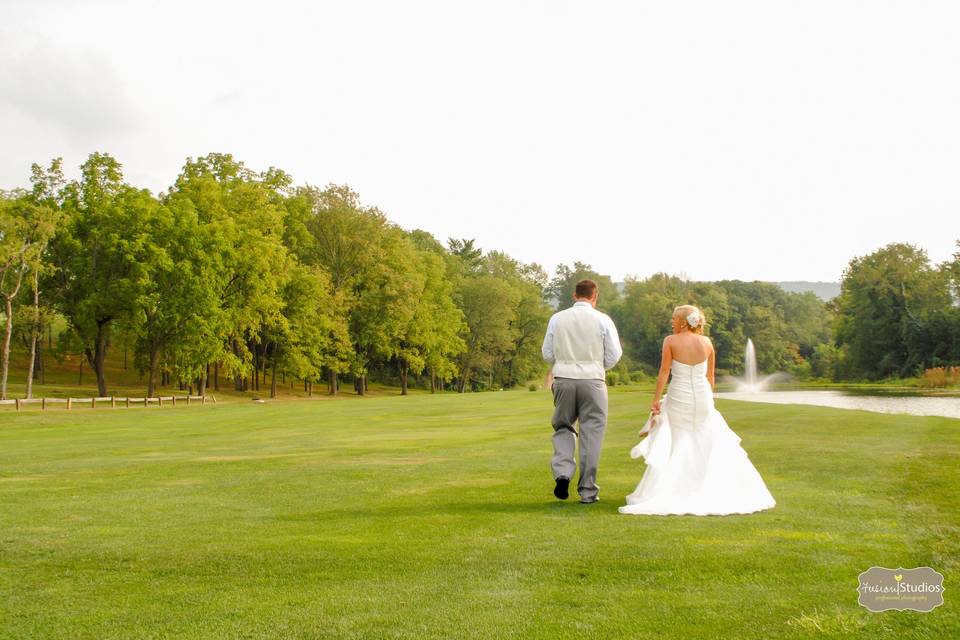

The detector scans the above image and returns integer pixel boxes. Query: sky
[1,0,957,283]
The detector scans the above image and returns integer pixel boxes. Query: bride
[619,305,776,516]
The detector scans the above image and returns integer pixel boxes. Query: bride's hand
[651,399,661,415]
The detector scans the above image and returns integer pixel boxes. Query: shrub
[528,383,538,392]
[606,372,619,386]
[919,366,960,388]
[788,360,813,380]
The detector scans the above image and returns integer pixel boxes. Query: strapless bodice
[667,357,713,431]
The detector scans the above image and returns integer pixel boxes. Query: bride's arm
[707,339,716,389]
[651,337,672,414]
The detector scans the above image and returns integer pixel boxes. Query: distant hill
[774,281,840,301]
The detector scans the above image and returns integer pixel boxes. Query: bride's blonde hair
[673,304,706,335]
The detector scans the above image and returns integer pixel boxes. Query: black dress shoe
[554,477,570,500]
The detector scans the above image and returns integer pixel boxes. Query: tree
[834,243,952,379]
[130,195,223,397]
[0,193,57,398]
[169,154,289,393]
[265,263,351,398]
[456,275,519,392]
[485,252,552,387]
[46,153,156,396]
[395,237,466,394]
[23,159,66,398]
[612,273,690,370]
[548,262,620,312]
[447,238,483,273]
[285,184,421,395]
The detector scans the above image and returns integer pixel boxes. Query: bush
[788,360,813,380]
[918,366,960,388]
[528,383,538,392]
[605,372,620,386]
[630,370,650,384]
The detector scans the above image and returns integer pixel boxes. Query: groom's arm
[541,315,556,363]
[601,315,623,370]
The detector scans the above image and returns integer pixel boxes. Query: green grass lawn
[1,387,956,639]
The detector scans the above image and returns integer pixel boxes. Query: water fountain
[744,338,758,389]
[733,338,783,392]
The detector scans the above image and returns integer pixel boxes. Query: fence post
[111,396,116,408]
[126,397,130,408]
[144,397,148,408]
[201,395,206,405]
[158,396,163,408]
[92,397,96,409]
[187,396,191,406]
[67,398,72,410]
[42,397,46,411]
[15,398,20,411]
[172,396,176,407]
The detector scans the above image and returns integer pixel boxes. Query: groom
[541,279,622,503]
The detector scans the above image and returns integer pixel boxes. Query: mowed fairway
[1,388,957,639]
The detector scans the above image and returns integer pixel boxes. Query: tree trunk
[429,367,436,394]
[252,347,258,391]
[400,360,408,396]
[147,345,160,397]
[199,364,208,397]
[329,369,338,395]
[270,357,277,399]
[82,321,110,397]
[214,361,219,391]
[1,297,14,400]
[78,359,83,385]
[24,271,40,399]
[36,341,44,384]
[261,345,269,391]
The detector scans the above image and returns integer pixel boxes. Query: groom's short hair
[574,279,598,299]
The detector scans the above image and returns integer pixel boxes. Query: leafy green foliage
[834,243,955,379]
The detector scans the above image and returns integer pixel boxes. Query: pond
[714,390,960,419]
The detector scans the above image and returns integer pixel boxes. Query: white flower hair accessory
[686,311,702,329]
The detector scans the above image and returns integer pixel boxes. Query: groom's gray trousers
[550,377,608,500]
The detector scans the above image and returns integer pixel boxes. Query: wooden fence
[0,395,216,411]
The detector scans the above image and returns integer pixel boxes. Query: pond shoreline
[715,389,960,420]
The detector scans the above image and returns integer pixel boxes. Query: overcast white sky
[1,1,957,282]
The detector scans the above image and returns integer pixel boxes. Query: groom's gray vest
[551,305,606,380]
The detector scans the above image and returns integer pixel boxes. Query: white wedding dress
[619,358,776,516]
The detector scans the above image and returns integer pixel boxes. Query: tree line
[2,153,957,400]
[561,241,960,382]
[0,153,552,400]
